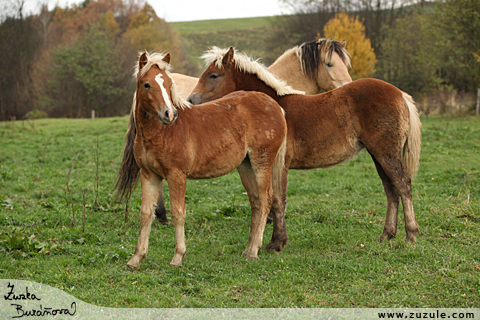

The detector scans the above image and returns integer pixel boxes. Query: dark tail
[114,99,140,202]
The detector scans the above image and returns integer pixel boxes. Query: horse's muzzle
[158,109,178,125]
[187,93,204,105]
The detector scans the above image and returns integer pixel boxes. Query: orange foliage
[51,0,142,46]
[322,12,377,79]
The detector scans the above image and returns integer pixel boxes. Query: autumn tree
[322,12,377,79]
[122,3,190,73]
[45,13,133,118]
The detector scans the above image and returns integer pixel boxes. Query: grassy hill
[171,17,283,76]
[172,17,274,35]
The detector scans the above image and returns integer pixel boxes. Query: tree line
[1,0,478,120]
[0,0,192,120]
[270,0,479,113]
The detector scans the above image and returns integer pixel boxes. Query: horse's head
[136,52,190,125]
[188,47,303,105]
[301,38,352,92]
[188,47,237,105]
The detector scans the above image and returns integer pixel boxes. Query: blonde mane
[135,52,191,110]
[299,39,351,79]
[201,47,305,96]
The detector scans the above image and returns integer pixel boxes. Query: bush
[24,109,48,119]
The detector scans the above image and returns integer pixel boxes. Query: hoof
[169,261,183,267]
[406,234,417,244]
[377,230,396,243]
[264,240,285,252]
[155,218,170,226]
[126,263,139,271]
[169,254,184,267]
[245,255,258,261]
[155,209,170,225]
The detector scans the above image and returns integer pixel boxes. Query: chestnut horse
[188,47,422,252]
[156,38,352,224]
[169,38,351,98]
[115,52,287,267]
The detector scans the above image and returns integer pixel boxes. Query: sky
[21,0,291,22]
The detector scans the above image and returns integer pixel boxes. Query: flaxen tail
[402,92,422,178]
[272,134,287,200]
[114,97,140,202]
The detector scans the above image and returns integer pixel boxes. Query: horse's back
[278,78,411,169]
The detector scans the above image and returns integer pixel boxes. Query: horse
[188,47,422,252]
[267,38,351,94]
[115,51,288,268]
[169,38,351,99]
[155,38,352,224]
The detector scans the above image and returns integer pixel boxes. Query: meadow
[0,115,479,308]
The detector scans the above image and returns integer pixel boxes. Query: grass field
[0,115,479,308]
[172,17,274,35]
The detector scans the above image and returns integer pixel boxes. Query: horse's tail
[402,92,422,178]
[114,97,141,202]
[272,133,287,200]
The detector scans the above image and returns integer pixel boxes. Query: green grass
[172,17,274,35]
[0,115,479,308]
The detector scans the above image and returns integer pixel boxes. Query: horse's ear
[139,52,148,70]
[222,47,235,68]
[341,39,347,49]
[162,53,171,64]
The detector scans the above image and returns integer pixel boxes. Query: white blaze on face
[155,73,175,122]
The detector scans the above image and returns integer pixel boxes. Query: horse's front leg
[166,170,187,267]
[127,171,163,270]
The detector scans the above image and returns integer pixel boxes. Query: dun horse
[156,38,352,224]
[115,52,287,268]
[188,47,422,252]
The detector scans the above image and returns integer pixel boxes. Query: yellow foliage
[322,12,377,79]
[123,4,181,59]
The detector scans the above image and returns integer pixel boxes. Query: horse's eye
[210,74,219,79]
[143,83,151,89]
[326,62,333,68]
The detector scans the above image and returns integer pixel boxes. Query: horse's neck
[267,53,319,95]
[239,72,282,102]
[134,105,166,141]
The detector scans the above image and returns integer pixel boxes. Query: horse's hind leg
[264,165,289,252]
[237,159,273,260]
[371,153,419,243]
[127,172,163,270]
[154,180,170,225]
[371,155,400,242]
[237,160,261,258]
